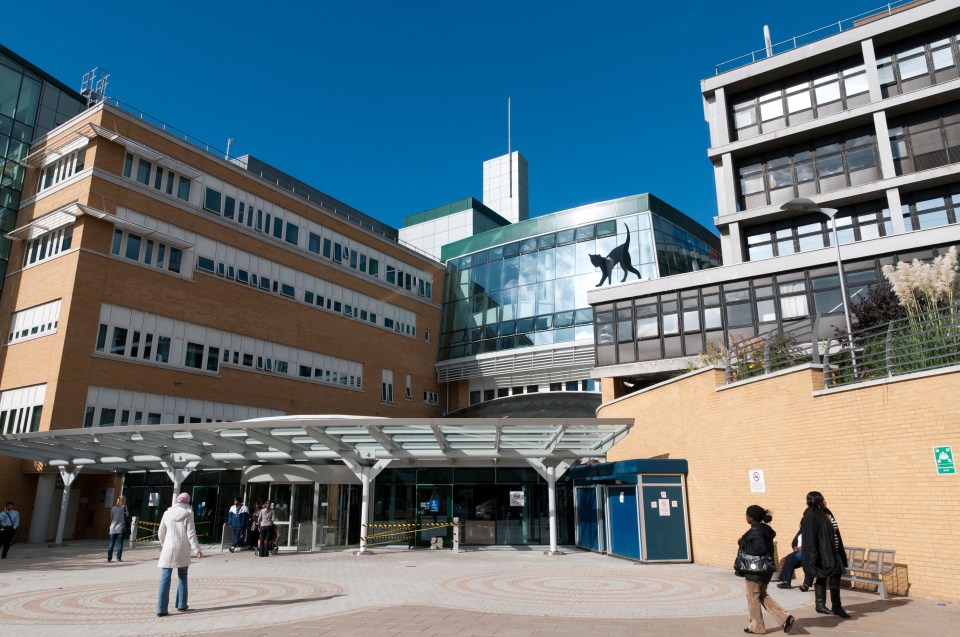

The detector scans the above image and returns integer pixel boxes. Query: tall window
[381,369,394,404]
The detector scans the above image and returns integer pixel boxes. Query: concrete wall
[598,365,960,601]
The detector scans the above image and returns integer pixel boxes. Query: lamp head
[780,197,819,213]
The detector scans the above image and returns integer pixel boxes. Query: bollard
[129,516,138,550]
[453,516,459,553]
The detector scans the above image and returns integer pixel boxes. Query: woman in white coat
[156,492,202,616]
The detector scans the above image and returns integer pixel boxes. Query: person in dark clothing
[739,505,795,635]
[777,520,814,591]
[801,491,850,618]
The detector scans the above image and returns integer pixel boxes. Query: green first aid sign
[935,446,955,475]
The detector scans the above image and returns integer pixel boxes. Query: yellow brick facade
[598,365,960,601]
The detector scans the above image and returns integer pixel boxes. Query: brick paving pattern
[0,540,954,636]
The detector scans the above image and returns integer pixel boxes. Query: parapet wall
[599,365,960,601]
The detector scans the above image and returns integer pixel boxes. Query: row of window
[111,228,185,275]
[82,386,283,428]
[194,235,417,338]
[732,60,869,139]
[23,224,72,267]
[737,130,879,210]
[0,384,45,435]
[728,23,960,140]
[467,380,598,406]
[198,177,433,300]
[593,248,956,365]
[743,182,960,261]
[95,303,364,390]
[123,152,191,201]
[37,147,85,193]
[889,104,960,175]
[8,299,60,344]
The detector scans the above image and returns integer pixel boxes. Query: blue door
[575,487,599,550]
[640,482,690,561]
[606,486,640,560]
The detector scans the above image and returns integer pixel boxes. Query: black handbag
[734,548,776,576]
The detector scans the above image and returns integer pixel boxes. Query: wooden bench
[842,546,896,599]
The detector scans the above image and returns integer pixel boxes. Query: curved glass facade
[440,201,720,361]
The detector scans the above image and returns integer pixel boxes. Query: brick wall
[599,365,960,601]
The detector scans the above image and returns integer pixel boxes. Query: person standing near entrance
[156,493,202,617]
[107,495,129,562]
[257,499,276,557]
[227,498,249,552]
[0,502,18,559]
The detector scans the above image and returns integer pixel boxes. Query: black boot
[815,584,833,615]
[830,587,851,618]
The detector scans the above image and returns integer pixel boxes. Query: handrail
[714,1,926,75]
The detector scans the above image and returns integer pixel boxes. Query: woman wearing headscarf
[801,491,850,618]
[739,505,795,635]
[156,492,202,617]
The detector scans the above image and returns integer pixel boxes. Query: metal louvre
[5,202,82,241]
[89,124,203,179]
[0,416,633,472]
[436,344,597,384]
[20,129,93,167]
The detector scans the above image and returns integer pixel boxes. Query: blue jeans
[157,566,189,613]
[231,526,245,548]
[107,533,123,560]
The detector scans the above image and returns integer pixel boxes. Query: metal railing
[823,303,960,388]
[715,1,928,75]
[724,317,822,383]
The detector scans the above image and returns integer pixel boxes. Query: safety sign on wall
[509,490,525,507]
[749,469,766,493]
[935,446,956,475]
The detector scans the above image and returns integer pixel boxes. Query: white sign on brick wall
[749,469,766,493]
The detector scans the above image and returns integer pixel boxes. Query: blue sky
[6,0,887,232]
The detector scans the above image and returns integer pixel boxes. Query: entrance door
[415,485,452,547]
[640,482,690,561]
[575,486,600,551]
[270,484,293,547]
[191,486,218,542]
[606,486,641,560]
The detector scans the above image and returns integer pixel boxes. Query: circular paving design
[441,569,746,616]
[0,577,342,624]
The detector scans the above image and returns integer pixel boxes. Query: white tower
[482,151,528,223]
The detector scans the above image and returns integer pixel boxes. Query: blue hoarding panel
[607,486,640,560]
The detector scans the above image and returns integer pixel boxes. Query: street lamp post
[780,198,858,375]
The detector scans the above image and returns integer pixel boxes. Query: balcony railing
[723,303,960,388]
[714,0,930,75]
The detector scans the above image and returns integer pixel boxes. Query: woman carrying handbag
[737,505,796,635]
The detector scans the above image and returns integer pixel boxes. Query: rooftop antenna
[763,25,773,58]
[508,97,512,199]
[225,138,233,160]
[80,68,110,107]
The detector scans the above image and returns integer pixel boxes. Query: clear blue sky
[6,0,887,233]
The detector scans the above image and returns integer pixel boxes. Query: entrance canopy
[0,416,633,471]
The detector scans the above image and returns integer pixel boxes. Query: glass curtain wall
[0,49,83,293]
[440,215,657,360]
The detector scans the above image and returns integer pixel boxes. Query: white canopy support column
[160,456,200,505]
[53,465,82,546]
[342,456,391,554]
[526,458,572,555]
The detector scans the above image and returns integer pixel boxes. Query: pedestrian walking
[257,499,276,557]
[156,493,202,616]
[227,497,249,552]
[107,495,128,562]
[737,505,795,635]
[801,491,850,618]
[0,502,19,559]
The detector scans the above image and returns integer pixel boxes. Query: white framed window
[0,384,45,434]
[23,225,73,267]
[82,386,283,428]
[38,147,86,192]
[381,369,394,404]
[405,374,412,400]
[8,299,61,344]
[424,391,438,405]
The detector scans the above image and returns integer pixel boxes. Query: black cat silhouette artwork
[589,224,642,286]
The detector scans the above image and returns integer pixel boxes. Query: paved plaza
[0,540,954,636]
